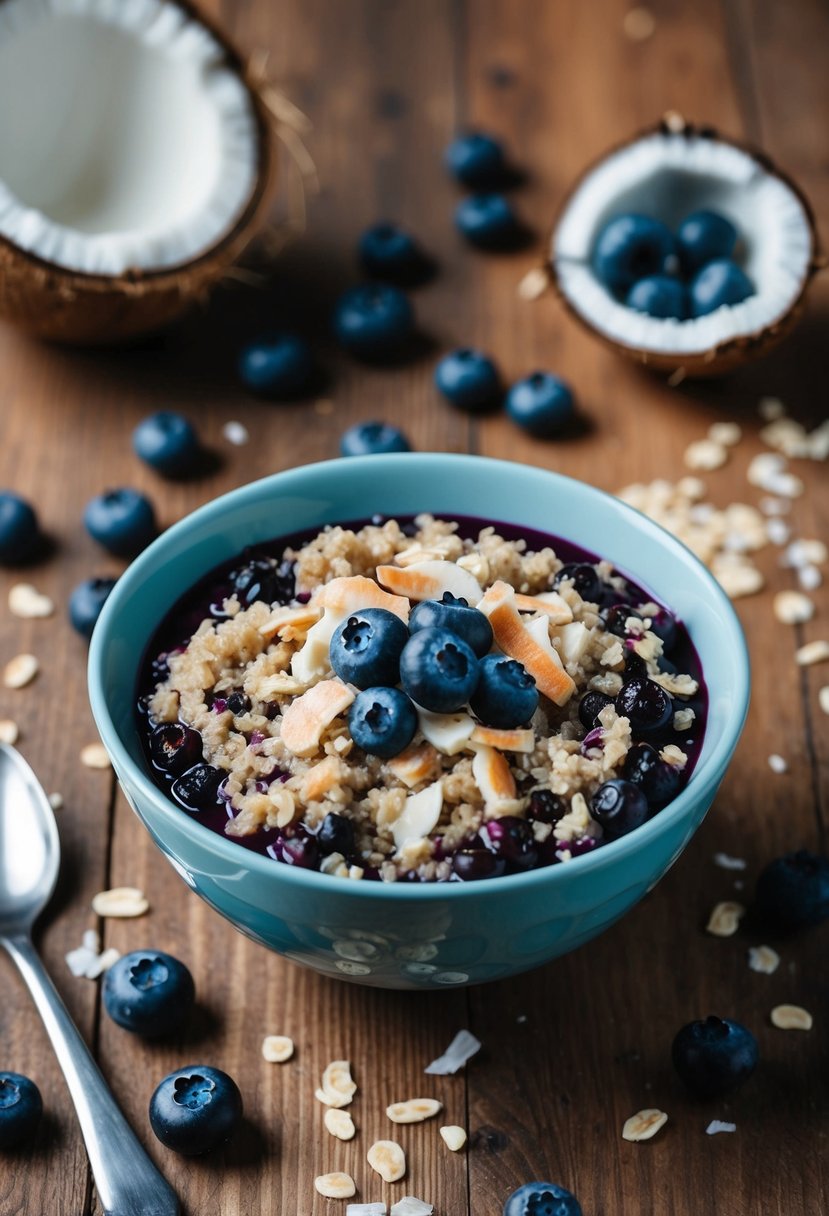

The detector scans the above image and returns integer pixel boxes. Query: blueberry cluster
[593,209,754,320]
[435,350,576,438]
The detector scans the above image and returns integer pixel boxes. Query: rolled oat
[316,1060,357,1108]
[261,1035,294,1063]
[773,591,814,625]
[386,1098,442,1124]
[767,754,788,774]
[8,583,54,619]
[795,640,829,667]
[770,1004,812,1031]
[3,653,38,689]
[708,422,742,447]
[0,719,19,744]
[706,901,745,937]
[314,1172,357,1199]
[91,887,149,919]
[439,1125,467,1151]
[324,1108,356,1140]
[684,440,727,471]
[819,686,829,716]
[622,1109,668,1142]
[80,743,111,770]
[367,1140,406,1183]
[748,945,780,974]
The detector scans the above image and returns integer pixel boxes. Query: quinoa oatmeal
[138,514,706,882]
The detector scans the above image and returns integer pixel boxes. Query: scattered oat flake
[91,887,149,919]
[324,1108,356,1141]
[262,1035,294,1063]
[367,1140,406,1183]
[424,1029,481,1074]
[713,852,747,871]
[9,583,54,619]
[708,421,742,447]
[766,518,790,546]
[386,1098,442,1124]
[795,640,829,667]
[706,901,745,937]
[767,754,788,774]
[65,944,96,977]
[0,719,19,744]
[48,791,63,811]
[85,946,121,979]
[684,439,727,471]
[222,420,249,446]
[314,1172,356,1200]
[771,1004,813,1031]
[785,539,828,568]
[391,1199,434,1216]
[517,266,550,301]
[773,590,814,625]
[81,743,111,769]
[748,945,780,974]
[760,496,788,516]
[439,1125,467,1152]
[706,1120,737,1135]
[83,928,101,953]
[4,653,38,688]
[819,686,829,716]
[622,1109,668,1141]
[315,1059,357,1108]
[623,6,656,39]
[798,565,822,592]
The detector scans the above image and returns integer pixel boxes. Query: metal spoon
[0,743,178,1216]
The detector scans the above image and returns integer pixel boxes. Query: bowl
[88,454,750,990]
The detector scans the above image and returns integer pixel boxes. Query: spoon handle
[2,933,179,1216]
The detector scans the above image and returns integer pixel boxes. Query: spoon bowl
[0,744,59,933]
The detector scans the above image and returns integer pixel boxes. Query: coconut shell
[547,117,824,379]
[0,2,278,346]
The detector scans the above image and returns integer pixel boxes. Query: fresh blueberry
[590,779,649,840]
[481,816,538,871]
[399,626,480,713]
[648,607,678,652]
[150,724,203,777]
[592,213,676,296]
[0,1073,42,1149]
[625,274,688,320]
[615,677,673,735]
[506,372,575,438]
[316,812,356,858]
[689,259,754,317]
[69,577,117,640]
[340,420,411,456]
[149,1065,242,1156]
[754,850,829,930]
[0,493,41,563]
[623,742,682,807]
[470,654,538,729]
[330,608,409,688]
[84,489,157,557]
[602,605,643,638]
[103,950,195,1037]
[171,764,224,811]
[226,692,251,716]
[672,1016,758,1098]
[409,593,493,657]
[238,334,315,398]
[677,209,738,274]
[349,686,418,760]
[333,284,414,359]
[435,349,502,413]
[272,826,321,869]
[527,788,566,824]
[132,412,200,477]
[455,193,521,250]
[444,131,506,188]
[503,1180,583,1216]
[230,557,293,607]
[553,562,602,605]
[578,691,613,730]
[452,848,506,881]
[358,223,433,286]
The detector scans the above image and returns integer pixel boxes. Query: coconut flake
[424,1029,481,1075]
[347,1206,387,1216]
[391,1200,434,1216]
[705,1120,737,1135]
[713,852,747,871]
[767,754,788,774]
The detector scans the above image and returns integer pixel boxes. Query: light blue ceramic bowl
[88,454,750,990]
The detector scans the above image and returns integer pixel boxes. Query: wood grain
[0,1,825,1214]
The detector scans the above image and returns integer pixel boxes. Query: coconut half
[0,0,277,343]
[550,118,822,376]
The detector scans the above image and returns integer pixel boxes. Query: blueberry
[150,723,203,776]
[340,420,411,456]
[527,788,566,824]
[226,692,251,716]
[0,493,41,563]
[625,274,688,320]
[358,223,433,286]
[273,827,321,869]
[409,592,493,657]
[238,334,315,398]
[132,411,200,477]
[399,626,480,713]
[230,558,292,607]
[506,372,575,438]
[672,1016,758,1098]
[149,1065,242,1156]
[84,488,157,557]
[754,850,829,930]
[623,742,682,807]
[503,1180,583,1216]
[333,284,414,359]
[330,608,409,688]
[444,131,506,188]
[455,193,521,250]
[592,213,676,296]
[689,258,754,317]
[452,848,506,881]
[349,686,418,759]
[648,607,677,652]
[171,764,224,811]
[578,691,613,730]
[481,816,538,871]
[434,348,501,413]
[615,677,673,736]
[103,950,195,1037]
[470,654,538,729]
[677,209,738,274]
[553,562,602,604]
[602,605,643,638]
[590,779,649,840]
[316,812,356,858]
[0,1072,42,1149]
[69,577,117,640]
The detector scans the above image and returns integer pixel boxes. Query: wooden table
[1,2,827,1213]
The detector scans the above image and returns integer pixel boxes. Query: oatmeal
[138,514,706,882]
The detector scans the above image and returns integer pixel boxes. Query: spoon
[0,743,179,1216]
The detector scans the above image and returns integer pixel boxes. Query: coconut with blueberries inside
[0,0,277,344]
[550,117,822,375]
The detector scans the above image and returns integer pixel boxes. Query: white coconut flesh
[0,0,260,277]
[553,133,814,355]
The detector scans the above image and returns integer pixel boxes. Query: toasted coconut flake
[324,1108,356,1140]
[478,581,575,706]
[795,640,829,667]
[3,653,38,688]
[259,604,321,640]
[706,901,745,937]
[386,1098,442,1124]
[392,781,444,852]
[376,560,482,605]
[425,1029,481,1075]
[439,1125,467,1152]
[262,1035,294,1063]
[748,945,780,974]
[280,679,355,757]
[416,708,476,756]
[80,742,111,769]
[8,583,54,619]
[367,1140,406,1184]
[514,591,573,623]
[771,1004,812,1030]
[315,575,411,621]
[0,719,19,744]
[685,439,727,471]
[622,1109,668,1142]
[470,725,535,753]
[91,887,149,919]
[773,590,814,624]
[472,745,519,816]
[386,742,440,788]
[705,1120,737,1135]
[314,1173,357,1200]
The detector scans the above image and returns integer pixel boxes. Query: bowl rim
[88,452,751,901]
